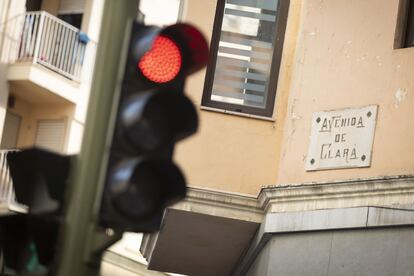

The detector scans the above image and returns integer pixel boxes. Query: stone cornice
[171,187,263,223]
[172,175,414,221]
[141,188,264,262]
[103,250,169,276]
[186,187,262,211]
[258,175,414,213]
[142,176,414,271]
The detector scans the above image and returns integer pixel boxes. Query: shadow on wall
[0,65,10,140]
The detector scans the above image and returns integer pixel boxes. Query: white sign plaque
[306,105,378,171]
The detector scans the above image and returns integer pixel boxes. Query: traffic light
[3,148,71,274]
[99,22,208,232]
[7,148,71,215]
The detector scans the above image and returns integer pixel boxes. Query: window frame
[201,0,290,118]
[395,0,414,49]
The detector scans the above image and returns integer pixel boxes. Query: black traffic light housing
[1,20,209,274]
[7,148,71,215]
[3,148,72,273]
[99,21,208,232]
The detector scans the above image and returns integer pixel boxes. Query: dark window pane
[26,0,42,11]
[202,0,289,117]
[404,0,414,47]
[58,13,83,29]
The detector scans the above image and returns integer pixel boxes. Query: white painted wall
[0,0,26,141]
[66,119,84,154]
[139,0,182,26]
[66,0,105,153]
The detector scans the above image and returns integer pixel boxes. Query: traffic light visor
[161,23,209,75]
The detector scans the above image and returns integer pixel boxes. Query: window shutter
[35,120,66,153]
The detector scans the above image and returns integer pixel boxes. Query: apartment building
[0,0,184,274]
[1,0,414,275]
[0,0,105,213]
[139,0,414,275]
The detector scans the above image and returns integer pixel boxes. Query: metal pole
[55,1,139,275]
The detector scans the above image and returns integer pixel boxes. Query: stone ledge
[103,250,169,276]
[263,206,414,233]
[141,188,263,265]
[141,176,414,271]
[259,175,414,213]
[171,187,263,223]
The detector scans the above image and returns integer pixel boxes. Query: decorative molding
[103,250,169,276]
[258,175,414,213]
[171,187,263,223]
[141,188,263,263]
[174,175,414,217]
[141,175,414,271]
[263,206,414,233]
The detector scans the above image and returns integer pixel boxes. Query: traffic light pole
[55,1,139,275]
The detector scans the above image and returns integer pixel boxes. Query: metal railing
[0,150,17,205]
[0,150,26,212]
[16,11,87,81]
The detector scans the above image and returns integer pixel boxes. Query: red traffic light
[138,35,182,83]
[100,21,209,233]
[130,23,209,84]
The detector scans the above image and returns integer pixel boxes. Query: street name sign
[306,105,378,171]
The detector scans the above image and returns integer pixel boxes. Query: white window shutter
[35,120,66,153]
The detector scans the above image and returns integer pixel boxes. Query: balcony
[6,11,92,105]
[0,150,26,213]
[16,11,87,81]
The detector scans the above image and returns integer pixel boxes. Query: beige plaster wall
[175,0,303,195]
[8,96,75,152]
[0,0,26,141]
[0,0,104,153]
[7,97,32,147]
[277,0,414,185]
[41,0,60,15]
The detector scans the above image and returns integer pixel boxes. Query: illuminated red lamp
[138,35,182,83]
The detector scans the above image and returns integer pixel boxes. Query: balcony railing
[16,11,87,82]
[0,150,26,213]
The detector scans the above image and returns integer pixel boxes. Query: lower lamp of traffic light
[108,157,186,221]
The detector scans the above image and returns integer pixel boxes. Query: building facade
[1,0,414,275]
[0,0,105,155]
[0,0,165,274]
[0,0,107,214]
[141,0,414,275]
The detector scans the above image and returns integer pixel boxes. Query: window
[58,0,85,29]
[26,0,42,12]
[404,0,414,47]
[35,120,66,153]
[58,13,83,29]
[395,0,414,48]
[202,0,290,117]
